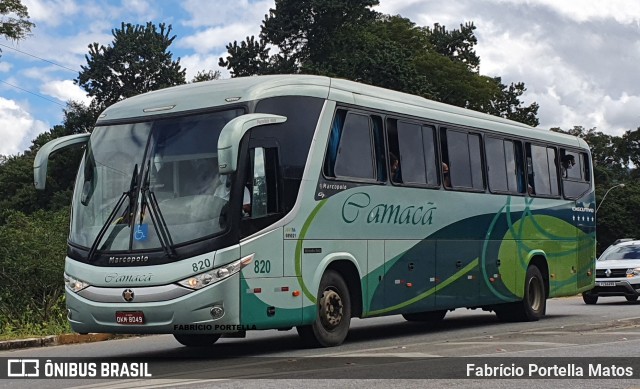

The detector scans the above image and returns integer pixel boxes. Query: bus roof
[97,74,587,149]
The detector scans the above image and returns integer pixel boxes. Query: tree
[0,101,97,221]
[76,22,186,111]
[425,22,480,72]
[191,69,221,83]
[483,79,540,127]
[307,15,433,97]
[219,36,280,77]
[260,0,380,71]
[218,0,540,126]
[0,0,34,45]
[219,0,380,76]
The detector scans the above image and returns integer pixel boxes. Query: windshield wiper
[140,161,177,258]
[87,164,139,262]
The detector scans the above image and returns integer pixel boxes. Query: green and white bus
[34,75,596,347]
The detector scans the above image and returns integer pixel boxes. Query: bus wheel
[582,293,598,305]
[402,310,446,323]
[296,269,351,347]
[496,265,546,322]
[173,334,221,347]
[625,295,638,302]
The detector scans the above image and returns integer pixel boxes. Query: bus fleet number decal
[192,258,212,273]
[254,259,271,274]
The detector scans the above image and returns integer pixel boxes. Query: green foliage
[0,209,70,336]
[0,102,91,221]
[218,0,539,126]
[483,79,540,127]
[307,15,433,97]
[425,22,480,72]
[76,22,186,110]
[0,20,194,338]
[219,36,275,77]
[261,0,380,69]
[191,69,221,83]
[0,0,34,43]
[553,126,640,254]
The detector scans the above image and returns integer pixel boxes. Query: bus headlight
[178,254,254,290]
[64,273,90,293]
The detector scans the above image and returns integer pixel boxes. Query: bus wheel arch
[297,268,352,347]
[528,255,549,303]
[308,254,363,318]
[496,255,548,322]
[325,259,363,319]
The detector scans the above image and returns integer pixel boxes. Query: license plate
[597,282,616,287]
[116,311,145,324]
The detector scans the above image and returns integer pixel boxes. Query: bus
[34,75,596,347]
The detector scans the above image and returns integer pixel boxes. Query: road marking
[69,379,228,389]
[331,352,441,358]
[443,341,575,346]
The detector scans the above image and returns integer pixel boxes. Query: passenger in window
[527,183,535,195]
[561,154,575,178]
[442,162,451,187]
[242,185,251,217]
[214,175,251,217]
[389,153,401,182]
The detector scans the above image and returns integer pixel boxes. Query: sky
[1,0,640,156]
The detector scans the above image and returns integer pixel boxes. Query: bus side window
[526,143,559,197]
[324,110,377,181]
[486,137,526,194]
[513,141,526,194]
[324,110,347,178]
[372,116,386,182]
[386,119,401,183]
[441,128,484,190]
[560,148,591,199]
[385,120,437,187]
[247,147,280,218]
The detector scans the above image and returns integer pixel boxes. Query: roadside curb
[0,334,139,351]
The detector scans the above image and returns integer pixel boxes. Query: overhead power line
[0,79,65,107]
[0,42,78,73]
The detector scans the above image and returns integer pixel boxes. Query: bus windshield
[70,109,243,253]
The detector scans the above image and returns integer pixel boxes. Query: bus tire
[296,269,351,347]
[402,310,447,323]
[173,334,221,347]
[496,265,546,322]
[582,293,598,305]
[625,295,638,302]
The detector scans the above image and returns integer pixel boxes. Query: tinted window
[527,144,559,196]
[561,149,591,199]
[386,120,438,187]
[333,113,375,180]
[397,121,426,184]
[561,150,582,180]
[422,126,439,186]
[445,129,483,190]
[469,134,484,189]
[547,148,559,196]
[504,140,523,193]
[486,137,508,192]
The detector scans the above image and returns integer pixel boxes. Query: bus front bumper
[65,274,240,334]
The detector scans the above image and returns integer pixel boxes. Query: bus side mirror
[33,133,90,190]
[217,114,287,174]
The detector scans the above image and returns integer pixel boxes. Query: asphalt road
[2,295,640,388]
